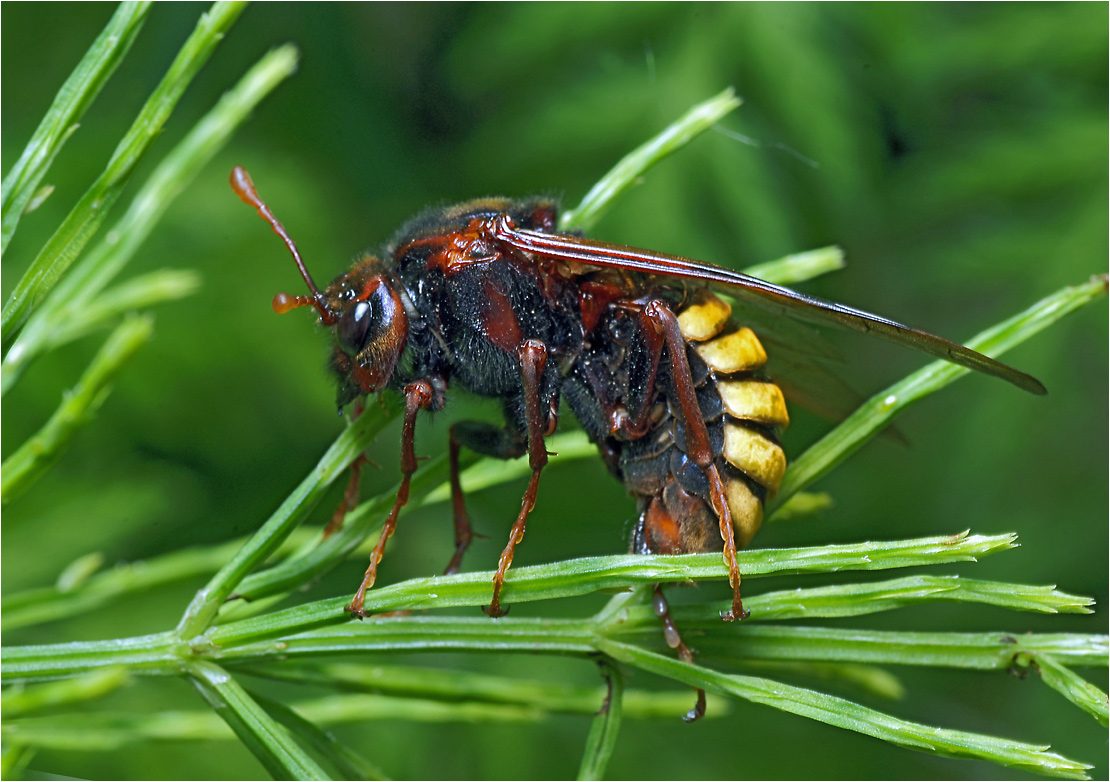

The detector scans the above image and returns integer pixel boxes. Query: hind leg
[640,299,747,621]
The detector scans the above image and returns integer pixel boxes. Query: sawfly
[231,165,1044,718]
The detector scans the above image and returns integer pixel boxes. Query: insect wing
[495,223,1046,396]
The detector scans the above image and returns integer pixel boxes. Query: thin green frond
[1,2,151,253]
[576,660,624,781]
[561,88,743,232]
[187,661,329,780]
[1032,654,1109,727]
[600,641,1093,780]
[1,315,153,503]
[1,1,247,342]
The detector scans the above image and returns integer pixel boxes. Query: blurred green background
[2,3,1106,779]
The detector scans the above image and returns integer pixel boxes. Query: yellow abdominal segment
[718,379,790,428]
[723,479,763,547]
[676,293,732,341]
[695,327,767,372]
[722,423,787,493]
[677,292,790,548]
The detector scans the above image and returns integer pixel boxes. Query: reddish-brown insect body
[232,165,1045,717]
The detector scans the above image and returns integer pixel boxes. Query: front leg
[346,379,439,618]
[484,339,551,618]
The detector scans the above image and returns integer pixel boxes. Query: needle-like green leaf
[1,315,152,503]
[561,88,743,232]
[187,661,329,780]
[2,42,297,392]
[1,2,151,254]
[1,1,247,342]
[577,660,624,781]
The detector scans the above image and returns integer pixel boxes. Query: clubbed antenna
[230,166,337,325]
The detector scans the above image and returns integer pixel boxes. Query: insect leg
[346,379,437,618]
[642,300,748,622]
[322,454,366,538]
[653,585,707,722]
[322,397,369,539]
[484,339,550,618]
[444,421,527,575]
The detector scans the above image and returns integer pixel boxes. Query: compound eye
[337,299,373,356]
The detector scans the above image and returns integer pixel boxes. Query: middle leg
[483,339,552,617]
[444,420,528,575]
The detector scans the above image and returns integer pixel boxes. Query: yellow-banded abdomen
[626,290,789,556]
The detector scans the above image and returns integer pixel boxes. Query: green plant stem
[3,565,1099,780]
[176,402,397,638]
[1,315,153,503]
[204,531,1018,648]
[1,1,247,343]
[10,608,1101,686]
[2,43,298,393]
[597,640,1092,780]
[9,533,1095,680]
[739,244,845,285]
[561,88,742,232]
[238,660,712,718]
[1,531,314,632]
[689,626,1108,670]
[1,2,151,254]
[1032,654,1109,727]
[648,575,1094,624]
[2,632,181,681]
[1,668,130,718]
[577,660,623,781]
[773,275,1109,509]
[232,430,592,604]
[187,660,329,780]
[206,620,1106,674]
[247,689,389,781]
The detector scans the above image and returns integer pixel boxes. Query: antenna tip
[230,165,260,207]
[273,292,296,314]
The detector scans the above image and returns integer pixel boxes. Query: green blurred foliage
[2,3,1106,779]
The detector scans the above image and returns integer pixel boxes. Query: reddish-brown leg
[322,397,368,539]
[323,454,366,538]
[653,585,707,722]
[444,435,477,575]
[445,420,536,575]
[643,300,748,622]
[346,380,436,618]
[483,339,550,618]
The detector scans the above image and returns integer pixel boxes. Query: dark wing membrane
[496,223,1047,396]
